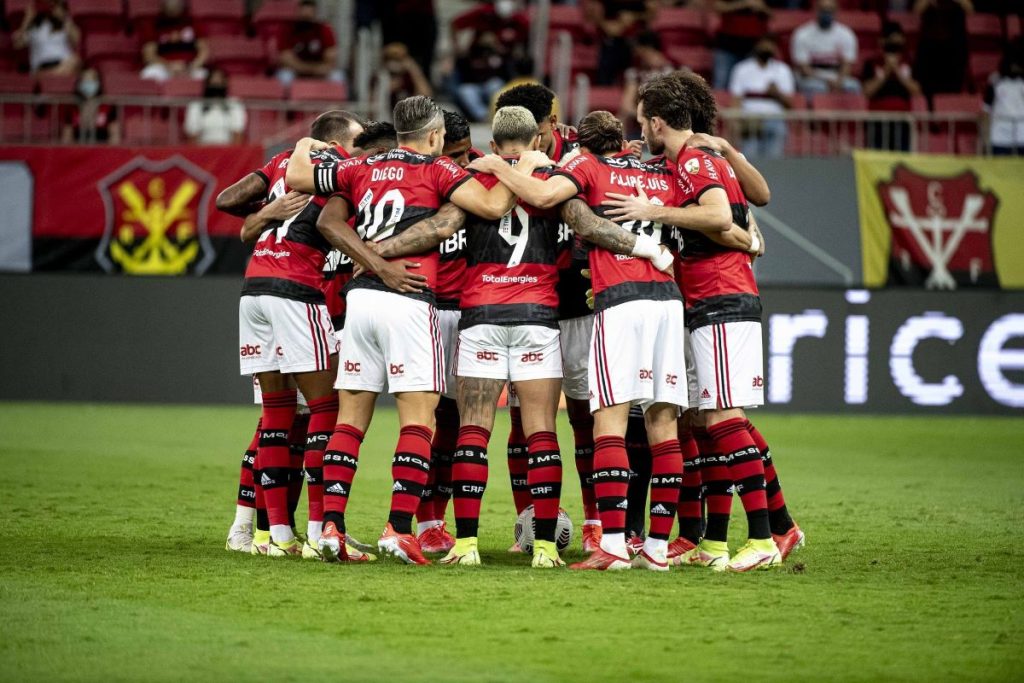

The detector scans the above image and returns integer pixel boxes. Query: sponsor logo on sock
[260,473,273,486]
[326,483,347,495]
[392,481,406,492]
[616,500,628,509]
[650,503,671,515]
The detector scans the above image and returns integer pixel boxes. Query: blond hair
[491,105,539,146]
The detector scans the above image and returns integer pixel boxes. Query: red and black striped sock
[593,435,630,536]
[696,426,732,542]
[526,431,562,542]
[568,411,598,521]
[322,424,364,533]
[507,408,531,514]
[389,425,433,534]
[747,422,794,535]
[303,395,338,529]
[418,397,458,523]
[708,418,770,540]
[453,425,491,538]
[286,411,310,528]
[236,419,260,510]
[648,439,683,541]
[676,426,703,544]
[257,390,297,528]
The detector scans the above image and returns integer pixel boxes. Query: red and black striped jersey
[550,127,580,162]
[459,160,562,329]
[242,147,345,304]
[558,151,682,312]
[548,127,590,320]
[671,147,761,331]
[435,225,466,310]
[313,146,472,304]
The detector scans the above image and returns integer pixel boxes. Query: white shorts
[335,289,445,394]
[690,321,765,410]
[589,299,688,413]
[559,314,593,401]
[437,308,461,399]
[239,295,336,376]
[456,324,562,382]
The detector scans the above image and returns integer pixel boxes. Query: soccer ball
[514,506,573,554]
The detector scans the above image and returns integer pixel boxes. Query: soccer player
[607,72,787,571]
[493,83,606,551]
[216,110,363,556]
[285,95,527,564]
[413,110,478,555]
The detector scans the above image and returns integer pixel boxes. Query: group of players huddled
[216,71,804,572]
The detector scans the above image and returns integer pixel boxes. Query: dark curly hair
[443,109,471,145]
[672,70,718,135]
[494,83,555,124]
[353,120,397,151]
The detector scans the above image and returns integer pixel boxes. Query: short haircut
[443,109,471,145]
[672,70,718,135]
[310,109,363,144]
[636,74,692,132]
[354,120,398,151]
[492,106,539,146]
[393,95,443,140]
[494,83,555,124]
[577,110,623,155]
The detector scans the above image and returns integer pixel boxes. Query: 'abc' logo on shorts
[344,361,361,373]
[520,352,544,363]
[665,374,678,386]
[240,344,261,357]
[389,363,405,375]
[476,351,499,361]
[752,376,764,388]
[638,368,653,380]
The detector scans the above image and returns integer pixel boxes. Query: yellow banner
[854,150,1024,289]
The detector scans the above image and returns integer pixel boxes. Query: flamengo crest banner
[0,145,263,274]
[854,150,1024,290]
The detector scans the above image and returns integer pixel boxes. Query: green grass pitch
[1,402,1022,682]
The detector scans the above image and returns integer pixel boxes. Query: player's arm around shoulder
[215,171,268,217]
[284,137,331,194]
[468,151,574,210]
[685,133,770,206]
[375,203,467,258]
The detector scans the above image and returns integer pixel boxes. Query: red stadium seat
[37,74,77,95]
[126,0,162,23]
[289,80,348,103]
[83,34,140,74]
[191,0,248,37]
[104,73,163,96]
[0,73,36,94]
[586,86,625,114]
[228,75,286,100]
[252,0,297,42]
[4,0,31,28]
[123,115,171,145]
[651,7,714,48]
[933,93,984,114]
[208,37,268,76]
[161,78,204,99]
[966,13,1005,53]
[1009,14,1021,41]
[769,10,814,38]
[838,11,881,51]
[932,94,983,154]
[666,46,713,79]
[811,92,867,111]
[971,52,1003,89]
[69,0,126,34]
[534,4,585,34]
[713,90,734,109]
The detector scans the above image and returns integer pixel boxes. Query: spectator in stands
[61,67,119,144]
[583,1,652,86]
[375,0,439,79]
[862,24,921,151]
[184,68,246,145]
[984,39,1024,155]
[13,0,81,76]
[274,0,344,86]
[451,0,530,121]
[791,0,860,95]
[913,0,972,102]
[729,35,795,158]
[140,0,209,82]
[712,0,772,91]
[374,42,433,111]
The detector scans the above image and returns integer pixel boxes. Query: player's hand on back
[378,259,428,294]
[684,133,731,155]
[467,154,507,175]
[625,139,644,158]
[516,150,553,173]
[263,191,309,221]
[602,185,655,223]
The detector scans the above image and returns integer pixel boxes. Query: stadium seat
[932,94,983,154]
[37,74,77,95]
[0,73,35,94]
[1009,14,1021,41]
[651,7,714,48]
[161,78,204,99]
[768,10,814,39]
[126,0,162,24]
[4,0,31,28]
[83,34,140,74]
[933,93,984,114]
[811,92,867,111]
[713,90,734,109]
[531,4,585,34]
[971,52,1003,89]
[585,86,625,114]
[289,80,348,103]
[103,73,162,96]
[191,0,248,37]
[228,76,286,100]
[666,46,713,79]
[69,0,126,34]
[123,115,171,145]
[838,11,881,51]
[966,13,1005,53]
[252,0,297,42]
[208,37,268,76]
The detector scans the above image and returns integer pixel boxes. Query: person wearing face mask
[373,42,433,112]
[184,68,247,145]
[984,39,1024,156]
[728,35,795,158]
[450,0,530,121]
[790,0,860,95]
[274,0,345,87]
[862,25,921,151]
[61,67,120,144]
